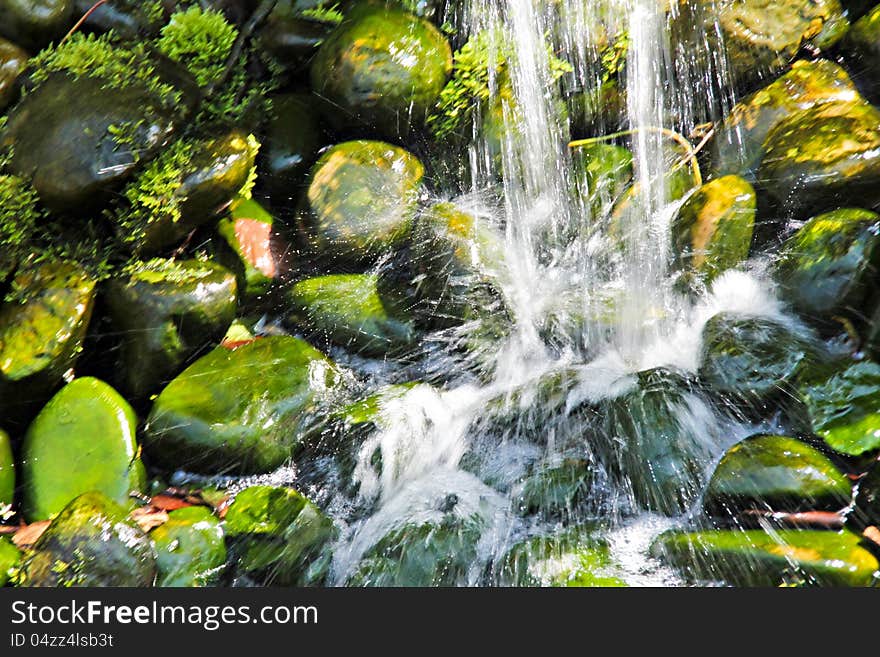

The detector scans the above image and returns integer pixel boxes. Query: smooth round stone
[0,37,28,111]
[151,506,226,587]
[0,429,14,507]
[704,434,852,515]
[21,377,146,522]
[0,0,74,52]
[72,0,168,38]
[22,492,156,587]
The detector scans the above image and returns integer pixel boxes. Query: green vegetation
[156,7,238,88]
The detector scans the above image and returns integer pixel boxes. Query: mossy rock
[287,273,415,357]
[494,526,627,587]
[105,258,238,399]
[712,60,860,178]
[1,72,180,213]
[801,361,880,456]
[0,261,96,425]
[854,464,880,527]
[261,93,324,198]
[0,37,28,112]
[216,198,282,301]
[21,377,146,522]
[225,485,335,586]
[0,429,13,507]
[599,368,717,515]
[513,459,595,520]
[758,100,880,219]
[652,528,879,586]
[775,208,880,322]
[697,312,813,407]
[0,537,21,587]
[670,175,756,286]
[0,0,74,52]
[144,336,339,475]
[23,492,156,587]
[297,140,423,264]
[704,434,851,515]
[310,2,452,138]
[571,143,633,221]
[151,506,226,587]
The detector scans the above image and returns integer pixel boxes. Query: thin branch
[60,0,110,46]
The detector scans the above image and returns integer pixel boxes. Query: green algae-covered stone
[652,528,879,586]
[0,37,28,112]
[23,492,156,587]
[287,273,415,357]
[105,258,238,398]
[261,93,324,197]
[572,142,633,221]
[21,377,146,522]
[145,336,339,475]
[494,526,626,587]
[759,100,880,218]
[298,140,423,263]
[0,429,13,507]
[0,261,96,423]
[0,537,20,586]
[801,361,880,456]
[225,485,335,585]
[151,506,226,587]
[704,434,851,515]
[216,198,282,300]
[0,0,74,52]
[310,2,452,138]
[513,459,595,519]
[698,312,812,406]
[775,209,880,322]
[713,60,860,178]
[671,175,756,285]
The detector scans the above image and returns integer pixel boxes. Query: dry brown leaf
[149,495,194,512]
[130,507,169,532]
[13,521,51,548]
[864,526,880,547]
[0,525,17,536]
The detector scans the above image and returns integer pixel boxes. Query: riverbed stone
[843,4,880,99]
[151,506,226,587]
[22,492,157,587]
[144,336,339,475]
[0,37,28,112]
[0,0,74,52]
[21,377,146,522]
[513,458,596,519]
[261,93,324,198]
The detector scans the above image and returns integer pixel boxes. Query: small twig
[206,0,278,97]
[60,0,110,46]
[742,509,845,530]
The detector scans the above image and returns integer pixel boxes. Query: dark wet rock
[843,4,880,99]
[1,73,180,213]
[261,93,324,198]
[0,429,13,507]
[216,198,284,301]
[22,492,156,587]
[703,434,851,515]
[567,79,627,139]
[0,0,74,52]
[513,458,596,519]
[652,528,879,586]
[0,261,96,425]
[286,273,415,356]
[0,538,21,587]
[105,259,238,399]
[296,140,423,264]
[310,2,452,138]
[72,0,168,38]
[670,175,756,286]
[151,506,226,587]
[758,100,880,219]
[712,60,860,179]
[20,377,146,522]
[801,361,880,456]
[258,2,339,76]
[493,525,626,587]
[776,208,880,323]
[144,336,339,475]
[224,485,335,586]
[854,464,880,527]
[0,37,28,112]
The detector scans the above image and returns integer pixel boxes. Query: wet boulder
[261,93,324,198]
[286,273,416,357]
[22,492,157,587]
[800,361,880,456]
[0,538,20,587]
[105,258,238,399]
[20,377,146,522]
[151,506,226,587]
[0,429,13,507]
[258,2,340,77]
[310,2,452,138]
[493,525,626,587]
[703,434,851,516]
[296,140,423,264]
[72,0,168,38]
[843,4,880,99]
[652,528,879,586]
[1,73,180,213]
[144,336,340,475]
[775,209,880,323]
[512,458,596,520]
[0,37,28,112]
[0,261,96,425]
[224,485,335,586]
[0,0,74,52]
[670,175,756,286]
[854,464,880,527]
[216,198,284,301]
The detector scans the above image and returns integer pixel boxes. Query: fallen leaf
[149,495,194,512]
[130,508,169,532]
[13,521,51,548]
